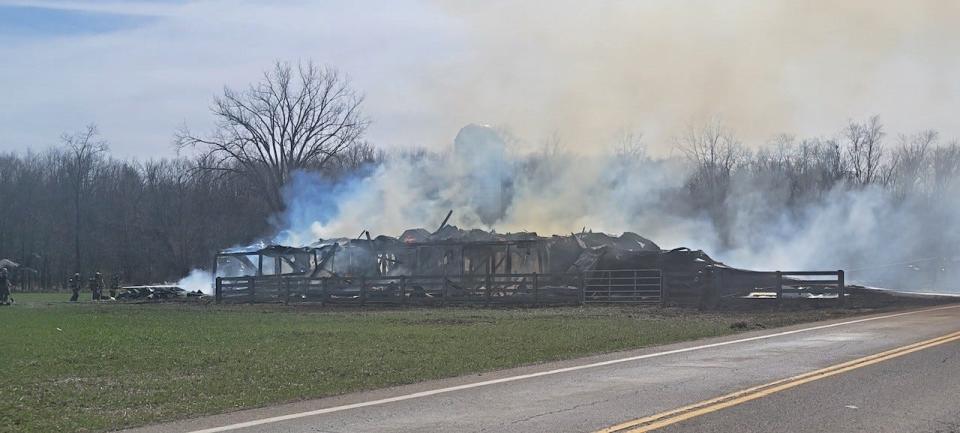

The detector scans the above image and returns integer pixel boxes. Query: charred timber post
[437,210,453,231]
[400,276,407,305]
[838,270,845,307]
[249,276,256,304]
[211,258,219,286]
[215,277,222,303]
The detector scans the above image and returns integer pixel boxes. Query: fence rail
[216,269,662,306]
[776,270,845,306]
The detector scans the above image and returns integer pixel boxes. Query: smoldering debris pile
[219,225,720,278]
[201,223,957,308]
[117,285,207,301]
[215,224,742,306]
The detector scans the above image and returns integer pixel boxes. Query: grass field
[0,292,866,433]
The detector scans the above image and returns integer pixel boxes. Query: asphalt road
[654,340,960,433]
[126,305,960,433]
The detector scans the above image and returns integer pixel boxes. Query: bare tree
[539,130,565,159]
[678,118,745,189]
[806,138,846,195]
[675,118,746,247]
[612,130,646,162]
[177,61,368,212]
[889,130,937,197]
[62,124,108,273]
[330,141,382,175]
[844,115,886,185]
[931,141,960,196]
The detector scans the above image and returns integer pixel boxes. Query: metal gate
[582,269,662,304]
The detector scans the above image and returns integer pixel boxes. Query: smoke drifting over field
[426,1,960,151]
[222,1,960,293]
[273,122,960,293]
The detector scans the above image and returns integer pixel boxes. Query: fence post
[215,277,222,303]
[775,271,783,308]
[441,277,447,307]
[660,270,668,307]
[659,270,666,307]
[838,270,845,308]
[533,272,539,305]
[249,276,256,304]
[320,277,327,307]
[579,272,586,305]
[282,276,290,305]
[485,274,492,306]
[400,276,407,306]
[607,270,612,301]
[359,276,367,306]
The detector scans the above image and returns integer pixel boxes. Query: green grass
[0,294,862,432]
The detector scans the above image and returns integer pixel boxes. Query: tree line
[676,115,960,282]
[0,61,375,289]
[1,60,958,289]
[0,137,377,289]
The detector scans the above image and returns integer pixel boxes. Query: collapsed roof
[215,225,726,280]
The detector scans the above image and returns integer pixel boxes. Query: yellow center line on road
[597,330,960,433]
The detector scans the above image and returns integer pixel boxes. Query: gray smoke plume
[420,1,960,151]
[260,1,960,293]
[275,122,960,294]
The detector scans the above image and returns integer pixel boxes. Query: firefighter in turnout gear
[67,272,82,302]
[0,267,10,305]
[69,272,81,302]
[109,274,121,299]
[91,272,105,301]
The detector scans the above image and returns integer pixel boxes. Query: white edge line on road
[186,304,960,433]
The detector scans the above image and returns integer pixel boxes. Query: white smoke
[273,124,960,294]
[176,269,214,295]
[275,124,714,248]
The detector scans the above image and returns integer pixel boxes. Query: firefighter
[69,272,81,302]
[109,273,121,299]
[0,267,10,305]
[92,272,105,300]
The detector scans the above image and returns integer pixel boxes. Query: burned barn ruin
[213,224,845,307]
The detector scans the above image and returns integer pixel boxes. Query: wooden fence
[216,269,663,306]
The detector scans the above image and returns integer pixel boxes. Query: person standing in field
[69,272,81,302]
[109,273,121,299]
[91,272,105,300]
[0,267,10,305]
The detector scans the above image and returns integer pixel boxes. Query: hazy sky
[2,0,959,158]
